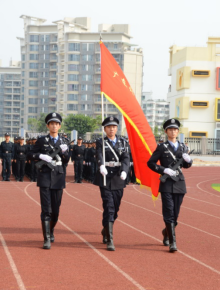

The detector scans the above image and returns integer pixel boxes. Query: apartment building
[141,92,170,130]
[168,37,220,138]
[0,60,21,137]
[18,15,143,134]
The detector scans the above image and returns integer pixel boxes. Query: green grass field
[212,184,220,192]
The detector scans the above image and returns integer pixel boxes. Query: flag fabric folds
[100,41,160,198]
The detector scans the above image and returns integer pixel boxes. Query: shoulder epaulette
[120,137,128,143]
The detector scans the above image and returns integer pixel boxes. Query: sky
[0,0,220,99]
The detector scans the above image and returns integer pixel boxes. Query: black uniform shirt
[94,136,130,190]
[15,144,28,160]
[0,141,14,159]
[72,145,86,161]
[147,140,193,194]
[27,135,70,189]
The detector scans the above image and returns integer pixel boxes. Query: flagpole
[100,34,106,186]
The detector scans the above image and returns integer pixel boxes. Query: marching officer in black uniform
[28,112,70,249]
[14,136,28,182]
[94,116,130,251]
[0,133,14,181]
[72,137,85,183]
[147,118,193,252]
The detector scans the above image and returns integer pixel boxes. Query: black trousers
[2,158,12,179]
[74,160,83,181]
[161,192,184,225]
[90,162,97,182]
[30,161,37,180]
[39,188,63,222]
[130,165,136,183]
[100,187,123,227]
[16,159,26,180]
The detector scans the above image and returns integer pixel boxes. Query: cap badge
[110,117,114,121]
[52,113,56,117]
[171,119,175,123]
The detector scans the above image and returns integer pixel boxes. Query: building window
[69,43,80,51]
[67,104,78,110]
[30,35,39,42]
[81,104,86,111]
[22,71,25,77]
[30,54,39,60]
[30,45,39,51]
[82,74,93,81]
[28,98,38,104]
[40,90,48,95]
[189,132,208,138]
[29,72,38,78]
[29,63,39,69]
[68,64,79,71]
[68,84,79,91]
[40,35,50,42]
[67,94,78,101]
[29,89,38,96]
[22,55,25,61]
[216,98,220,121]
[68,74,79,81]
[28,107,38,113]
[68,54,80,61]
[81,94,87,101]
[22,63,25,69]
[113,44,118,50]
[29,80,38,87]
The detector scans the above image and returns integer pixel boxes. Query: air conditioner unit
[216,122,220,129]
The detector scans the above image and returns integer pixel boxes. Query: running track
[0,165,220,290]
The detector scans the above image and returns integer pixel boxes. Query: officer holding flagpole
[94,116,130,251]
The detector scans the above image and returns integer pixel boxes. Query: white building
[141,92,169,130]
[167,37,220,138]
[0,60,21,137]
[17,15,143,134]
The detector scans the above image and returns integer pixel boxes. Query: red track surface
[0,164,220,290]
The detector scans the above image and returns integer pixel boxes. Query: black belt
[4,151,12,154]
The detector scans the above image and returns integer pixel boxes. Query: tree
[37,113,47,132]
[27,113,47,133]
[27,118,39,133]
[63,114,102,136]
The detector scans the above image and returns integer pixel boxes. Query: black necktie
[51,138,55,145]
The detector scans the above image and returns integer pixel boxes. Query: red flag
[100,41,160,198]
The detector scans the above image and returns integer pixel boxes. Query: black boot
[162,228,169,246]
[41,221,51,249]
[50,221,57,243]
[105,222,115,251]
[101,228,107,244]
[166,223,177,252]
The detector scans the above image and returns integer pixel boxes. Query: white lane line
[80,184,220,239]
[0,231,26,290]
[63,187,220,276]
[132,186,220,220]
[197,178,220,198]
[23,184,146,290]
[127,182,220,208]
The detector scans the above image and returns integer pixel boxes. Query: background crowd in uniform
[0,133,136,184]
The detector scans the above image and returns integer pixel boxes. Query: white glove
[120,171,127,180]
[39,154,53,163]
[164,168,176,176]
[182,153,191,163]
[60,144,68,153]
[100,165,108,176]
